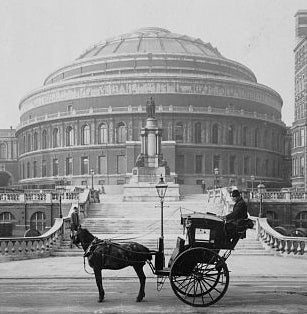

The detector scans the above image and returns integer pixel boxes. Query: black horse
[72,227,152,303]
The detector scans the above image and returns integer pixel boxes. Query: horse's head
[72,227,95,250]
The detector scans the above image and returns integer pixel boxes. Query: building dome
[42,27,257,86]
[78,27,224,59]
[16,27,288,189]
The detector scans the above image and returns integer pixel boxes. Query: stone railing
[249,190,307,202]
[257,218,307,256]
[0,217,70,262]
[0,190,79,204]
[16,104,283,131]
[0,189,91,262]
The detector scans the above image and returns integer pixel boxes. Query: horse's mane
[79,227,95,242]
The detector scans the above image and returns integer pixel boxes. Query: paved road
[1,278,307,313]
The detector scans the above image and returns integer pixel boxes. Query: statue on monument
[146,96,156,118]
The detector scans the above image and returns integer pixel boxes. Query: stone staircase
[52,193,270,257]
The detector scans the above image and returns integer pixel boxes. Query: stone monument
[123,97,180,201]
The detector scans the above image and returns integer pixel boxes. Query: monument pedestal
[123,181,180,202]
[124,166,179,201]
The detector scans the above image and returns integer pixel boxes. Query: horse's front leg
[133,264,146,302]
[94,268,105,302]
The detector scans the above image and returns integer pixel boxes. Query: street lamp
[214,168,219,189]
[156,174,168,268]
[156,174,168,239]
[90,169,94,190]
[257,182,265,218]
[251,175,255,197]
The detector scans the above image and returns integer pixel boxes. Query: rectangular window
[42,160,47,177]
[229,156,236,174]
[244,156,249,175]
[27,162,30,178]
[195,155,202,173]
[81,156,89,175]
[98,155,107,174]
[300,156,304,176]
[66,157,73,175]
[213,155,220,170]
[53,158,59,176]
[116,155,126,174]
[176,155,184,173]
[33,161,37,178]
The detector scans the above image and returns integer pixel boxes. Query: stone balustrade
[16,104,283,131]
[0,191,79,204]
[0,189,91,261]
[0,217,70,261]
[257,218,307,255]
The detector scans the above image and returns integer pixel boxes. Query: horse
[72,227,152,303]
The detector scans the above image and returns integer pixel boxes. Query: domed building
[16,27,289,189]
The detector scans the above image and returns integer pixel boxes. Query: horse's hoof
[98,299,103,303]
[136,294,145,302]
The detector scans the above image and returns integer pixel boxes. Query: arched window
[267,211,279,227]
[27,133,32,152]
[242,126,247,146]
[42,130,47,149]
[117,122,127,143]
[175,122,184,142]
[254,128,260,147]
[0,212,15,221]
[33,132,38,150]
[98,123,108,144]
[66,126,74,146]
[30,212,46,232]
[295,211,307,228]
[81,124,90,145]
[212,124,218,144]
[0,143,7,159]
[194,122,201,144]
[52,128,59,148]
[227,125,234,145]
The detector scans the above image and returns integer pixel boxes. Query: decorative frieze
[20,78,282,114]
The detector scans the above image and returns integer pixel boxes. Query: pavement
[1,252,307,281]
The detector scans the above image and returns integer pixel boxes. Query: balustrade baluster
[298,241,305,255]
[30,241,35,255]
[11,241,16,255]
[292,241,298,254]
[278,240,285,252]
[41,243,45,254]
[24,240,29,255]
[285,240,292,254]
[269,235,275,247]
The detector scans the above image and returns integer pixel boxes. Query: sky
[0,0,306,129]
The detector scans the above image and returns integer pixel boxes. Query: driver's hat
[231,190,240,197]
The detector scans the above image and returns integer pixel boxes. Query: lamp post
[156,174,168,268]
[156,175,168,239]
[257,182,265,218]
[90,169,94,190]
[214,168,219,189]
[251,175,255,198]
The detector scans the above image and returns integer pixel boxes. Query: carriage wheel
[169,247,229,307]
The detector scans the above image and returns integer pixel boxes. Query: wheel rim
[169,247,229,307]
